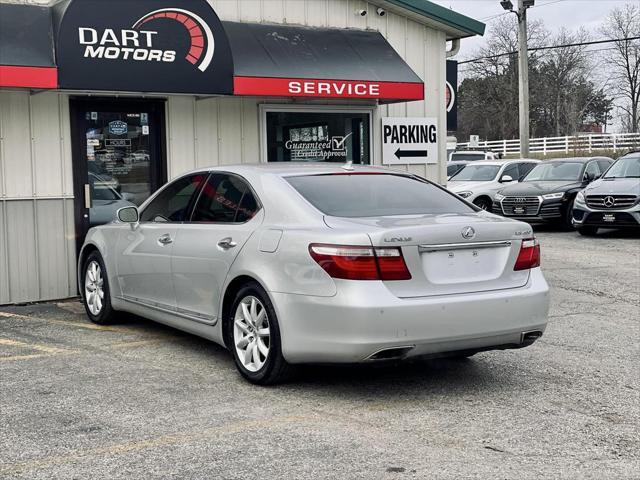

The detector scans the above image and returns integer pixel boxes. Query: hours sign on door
[382,117,438,165]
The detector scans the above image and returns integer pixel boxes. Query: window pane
[266,111,370,164]
[236,191,259,223]
[140,174,206,222]
[287,174,474,217]
[191,174,251,223]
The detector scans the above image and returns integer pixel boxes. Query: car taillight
[514,238,540,271]
[309,244,411,281]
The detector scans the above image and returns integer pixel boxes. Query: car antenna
[342,160,354,171]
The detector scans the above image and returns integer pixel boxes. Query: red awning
[0,4,57,89]
[224,22,424,103]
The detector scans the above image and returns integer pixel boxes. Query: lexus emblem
[603,196,615,208]
[461,226,476,239]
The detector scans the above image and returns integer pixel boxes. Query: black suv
[492,157,614,227]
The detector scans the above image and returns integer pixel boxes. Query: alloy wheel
[84,260,104,316]
[233,296,270,372]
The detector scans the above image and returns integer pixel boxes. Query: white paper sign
[382,117,438,165]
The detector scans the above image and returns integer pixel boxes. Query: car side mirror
[584,172,596,182]
[500,174,513,183]
[117,206,139,224]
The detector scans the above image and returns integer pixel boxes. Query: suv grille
[586,195,638,209]
[501,196,541,216]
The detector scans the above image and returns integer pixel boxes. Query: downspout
[446,38,460,58]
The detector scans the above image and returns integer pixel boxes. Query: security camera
[356,9,367,16]
[376,8,386,16]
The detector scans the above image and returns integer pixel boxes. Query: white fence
[457,132,640,156]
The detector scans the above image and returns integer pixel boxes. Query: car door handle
[218,237,237,249]
[158,234,173,245]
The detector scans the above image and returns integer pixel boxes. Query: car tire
[82,251,117,325]
[473,197,492,211]
[227,281,293,385]
[577,226,598,236]
[563,199,576,229]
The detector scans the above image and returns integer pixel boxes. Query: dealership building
[0,0,484,304]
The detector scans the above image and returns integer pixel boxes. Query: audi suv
[493,157,613,227]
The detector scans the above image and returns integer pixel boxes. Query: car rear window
[451,153,486,161]
[286,173,475,217]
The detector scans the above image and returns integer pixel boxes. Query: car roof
[457,159,539,166]
[544,157,613,163]
[184,162,408,178]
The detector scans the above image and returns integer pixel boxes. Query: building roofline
[382,0,485,39]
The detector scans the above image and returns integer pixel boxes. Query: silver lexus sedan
[79,163,550,384]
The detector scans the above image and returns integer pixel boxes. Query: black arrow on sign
[394,148,428,159]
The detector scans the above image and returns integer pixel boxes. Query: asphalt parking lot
[0,229,638,479]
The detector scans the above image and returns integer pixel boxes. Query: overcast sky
[431,0,633,59]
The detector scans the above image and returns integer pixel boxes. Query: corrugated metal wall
[0,91,76,304]
[0,0,448,304]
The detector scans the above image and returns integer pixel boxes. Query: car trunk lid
[324,214,531,298]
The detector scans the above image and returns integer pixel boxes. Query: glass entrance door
[70,99,166,250]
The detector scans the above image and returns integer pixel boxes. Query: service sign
[54,0,233,94]
[382,117,438,165]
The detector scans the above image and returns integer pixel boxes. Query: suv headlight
[457,191,473,199]
[542,192,564,200]
[495,193,505,201]
[575,191,585,203]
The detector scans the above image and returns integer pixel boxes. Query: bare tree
[599,4,640,132]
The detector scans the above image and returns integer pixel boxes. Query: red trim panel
[234,76,424,101]
[0,66,58,89]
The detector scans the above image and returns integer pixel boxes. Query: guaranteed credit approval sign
[382,117,438,165]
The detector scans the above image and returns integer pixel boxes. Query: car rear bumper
[271,268,550,364]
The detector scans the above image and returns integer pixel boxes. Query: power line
[479,0,567,22]
[458,36,640,64]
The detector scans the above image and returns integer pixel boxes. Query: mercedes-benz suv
[493,157,613,228]
[572,152,640,235]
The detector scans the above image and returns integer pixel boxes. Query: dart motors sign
[54,0,233,94]
[382,117,438,165]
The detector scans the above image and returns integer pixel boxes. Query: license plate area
[513,206,526,215]
[603,213,616,222]
[421,247,508,285]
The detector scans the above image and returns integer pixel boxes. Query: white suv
[449,150,500,162]
[448,159,540,210]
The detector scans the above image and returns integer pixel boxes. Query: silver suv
[572,153,640,235]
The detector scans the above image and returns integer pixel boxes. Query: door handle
[217,237,237,249]
[158,234,173,245]
[84,184,92,209]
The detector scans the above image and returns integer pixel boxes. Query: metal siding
[217,97,244,165]
[241,99,261,163]
[195,98,220,169]
[1,91,33,198]
[238,0,261,22]
[5,200,38,302]
[31,92,65,197]
[36,199,70,299]
[0,202,8,303]
[167,96,197,179]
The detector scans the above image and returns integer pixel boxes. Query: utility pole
[501,0,534,157]
[517,0,530,157]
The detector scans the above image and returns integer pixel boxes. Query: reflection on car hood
[499,181,581,196]
[583,177,640,195]
[448,180,494,192]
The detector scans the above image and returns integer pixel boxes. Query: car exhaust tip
[520,330,543,346]
[367,346,415,361]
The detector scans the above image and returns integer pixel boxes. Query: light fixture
[500,0,514,11]
[376,8,386,16]
[356,9,367,16]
